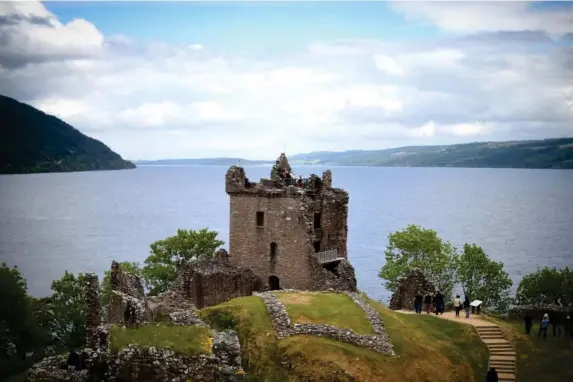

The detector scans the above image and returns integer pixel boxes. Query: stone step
[481,335,506,340]
[490,352,517,357]
[490,365,515,373]
[490,359,516,366]
[477,327,503,332]
[490,355,517,361]
[498,372,516,381]
[488,344,514,349]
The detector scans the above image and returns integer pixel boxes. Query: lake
[1,165,572,302]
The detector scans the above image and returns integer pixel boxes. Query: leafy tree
[516,266,573,306]
[0,263,48,379]
[456,244,513,309]
[100,261,143,313]
[49,271,88,350]
[378,225,459,299]
[143,228,224,296]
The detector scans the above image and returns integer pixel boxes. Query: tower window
[314,213,321,229]
[256,211,264,226]
[270,242,278,258]
[313,241,321,253]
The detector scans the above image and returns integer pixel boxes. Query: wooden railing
[314,249,341,264]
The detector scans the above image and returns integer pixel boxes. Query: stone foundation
[255,290,394,356]
[389,269,435,310]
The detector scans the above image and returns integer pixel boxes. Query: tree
[456,244,512,309]
[0,263,48,379]
[516,266,573,306]
[100,261,143,313]
[378,225,458,299]
[49,271,88,350]
[143,228,224,295]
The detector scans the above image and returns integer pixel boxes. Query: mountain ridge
[0,94,135,174]
[134,138,573,169]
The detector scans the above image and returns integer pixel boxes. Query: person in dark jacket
[423,293,432,314]
[486,367,499,382]
[434,291,444,315]
[523,313,533,335]
[463,297,471,319]
[551,313,561,337]
[414,292,423,314]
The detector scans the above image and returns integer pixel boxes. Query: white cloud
[390,1,573,39]
[0,1,572,160]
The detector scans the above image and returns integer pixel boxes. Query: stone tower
[225,153,351,291]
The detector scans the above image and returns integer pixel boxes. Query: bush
[201,310,237,331]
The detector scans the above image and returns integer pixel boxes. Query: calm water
[1,165,572,301]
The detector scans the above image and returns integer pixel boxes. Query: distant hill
[137,138,573,170]
[0,95,135,174]
[134,158,273,166]
[288,138,573,169]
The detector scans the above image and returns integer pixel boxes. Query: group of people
[523,312,573,340]
[413,291,472,318]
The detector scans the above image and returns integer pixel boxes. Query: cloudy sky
[1,1,572,160]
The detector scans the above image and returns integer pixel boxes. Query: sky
[1,1,572,160]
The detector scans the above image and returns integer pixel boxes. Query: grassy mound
[485,316,573,382]
[109,325,213,356]
[275,292,374,335]
[200,293,489,381]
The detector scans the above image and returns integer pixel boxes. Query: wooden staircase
[475,325,517,382]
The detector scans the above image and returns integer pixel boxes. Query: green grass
[109,324,213,356]
[200,293,490,382]
[274,292,375,335]
[484,316,573,382]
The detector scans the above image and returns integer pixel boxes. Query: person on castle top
[414,292,423,314]
[423,292,432,314]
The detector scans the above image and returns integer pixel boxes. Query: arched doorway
[269,275,280,291]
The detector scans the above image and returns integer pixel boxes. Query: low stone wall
[255,290,394,356]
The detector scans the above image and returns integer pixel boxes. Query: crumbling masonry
[226,153,357,292]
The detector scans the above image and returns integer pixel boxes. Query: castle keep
[225,153,355,291]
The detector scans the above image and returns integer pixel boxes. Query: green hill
[200,292,490,382]
[288,138,573,169]
[0,95,135,174]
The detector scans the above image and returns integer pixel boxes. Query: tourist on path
[434,291,444,315]
[423,293,432,314]
[463,297,471,319]
[414,292,423,314]
[551,313,561,337]
[538,313,549,339]
[486,367,499,382]
[454,295,462,318]
[523,313,533,335]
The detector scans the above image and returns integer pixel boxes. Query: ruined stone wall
[108,261,150,326]
[317,188,349,259]
[229,194,315,290]
[389,270,435,310]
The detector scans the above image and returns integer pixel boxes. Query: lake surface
[1,165,572,302]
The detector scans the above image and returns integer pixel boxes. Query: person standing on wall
[453,295,462,318]
[414,291,423,314]
[463,296,471,319]
[423,292,432,314]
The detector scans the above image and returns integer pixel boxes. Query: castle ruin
[225,153,356,291]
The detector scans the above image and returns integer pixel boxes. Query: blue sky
[46,2,442,54]
[1,1,572,159]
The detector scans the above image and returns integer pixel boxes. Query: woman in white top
[454,295,462,318]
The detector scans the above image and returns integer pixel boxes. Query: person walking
[435,290,444,315]
[454,295,462,318]
[564,315,572,340]
[551,313,561,337]
[538,313,549,340]
[523,313,533,335]
[463,297,471,319]
[423,292,432,314]
[486,367,499,382]
[414,292,423,314]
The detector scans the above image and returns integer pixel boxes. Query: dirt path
[396,310,517,381]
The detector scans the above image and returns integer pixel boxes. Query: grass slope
[485,316,573,382]
[200,293,489,382]
[109,325,213,356]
